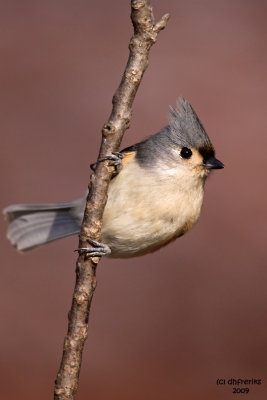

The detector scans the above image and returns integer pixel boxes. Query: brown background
[1,1,266,399]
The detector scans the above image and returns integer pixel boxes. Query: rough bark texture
[54,2,169,399]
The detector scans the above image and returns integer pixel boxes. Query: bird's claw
[90,152,124,176]
[75,239,111,258]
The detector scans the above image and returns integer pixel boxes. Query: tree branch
[54,2,169,399]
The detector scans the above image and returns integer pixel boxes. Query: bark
[54,2,169,399]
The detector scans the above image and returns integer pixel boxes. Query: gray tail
[3,199,83,252]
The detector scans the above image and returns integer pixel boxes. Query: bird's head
[169,97,224,178]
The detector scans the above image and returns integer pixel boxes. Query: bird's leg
[75,239,111,257]
[90,152,124,176]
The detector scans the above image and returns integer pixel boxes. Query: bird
[3,97,224,258]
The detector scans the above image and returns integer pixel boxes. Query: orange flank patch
[122,151,135,165]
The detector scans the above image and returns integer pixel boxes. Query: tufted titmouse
[3,98,224,258]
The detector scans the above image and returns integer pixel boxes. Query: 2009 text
[232,387,249,394]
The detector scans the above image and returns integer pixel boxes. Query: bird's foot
[90,152,124,176]
[75,239,111,258]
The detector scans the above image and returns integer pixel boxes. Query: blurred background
[1,0,266,399]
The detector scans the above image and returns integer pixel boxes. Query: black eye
[180,147,192,159]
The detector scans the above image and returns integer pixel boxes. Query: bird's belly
[101,175,203,258]
[102,215,189,258]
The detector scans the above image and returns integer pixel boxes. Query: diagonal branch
[54,2,170,399]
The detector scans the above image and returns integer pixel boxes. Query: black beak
[203,156,224,169]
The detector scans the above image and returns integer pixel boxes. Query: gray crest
[169,97,212,149]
